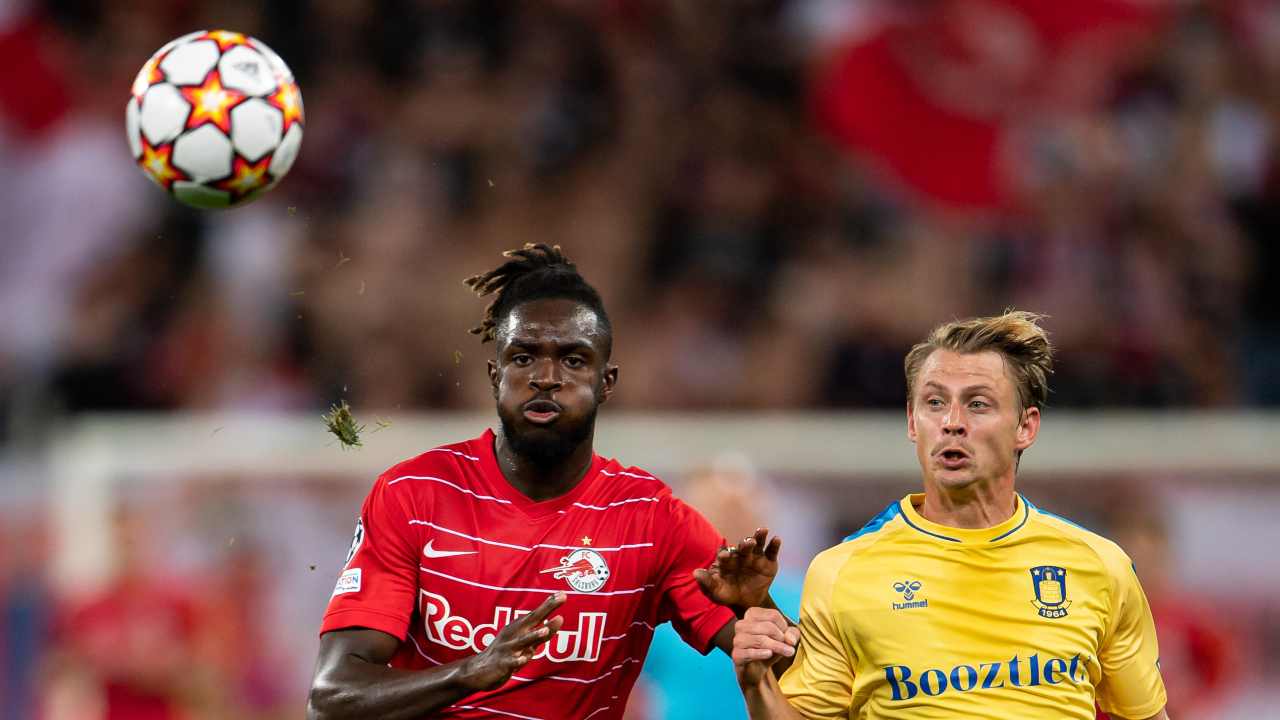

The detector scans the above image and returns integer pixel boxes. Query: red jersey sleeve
[655,494,736,655]
[320,473,420,640]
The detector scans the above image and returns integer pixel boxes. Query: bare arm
[307,592,565,720]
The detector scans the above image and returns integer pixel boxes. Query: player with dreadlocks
[308,244,784,720]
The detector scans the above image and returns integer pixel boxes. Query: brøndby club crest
[541,548,610,593]
[1030,565,1071,618]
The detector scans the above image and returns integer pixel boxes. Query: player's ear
[488,358,499,399]
[1015,405,1040,451]
[598,363,619,404]
[906,400,918,443]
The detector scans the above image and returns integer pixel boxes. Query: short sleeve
[1096,557,1168,719]
[655,495,736,654]
[779,550,856,719]
[320,474,421,640]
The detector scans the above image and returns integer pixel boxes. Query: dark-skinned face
[488,298,617,467]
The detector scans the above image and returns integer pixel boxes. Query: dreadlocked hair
[463,243,612,353]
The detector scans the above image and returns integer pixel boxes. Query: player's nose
[529,359,564,391]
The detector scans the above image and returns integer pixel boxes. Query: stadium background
[1,0,1278,718]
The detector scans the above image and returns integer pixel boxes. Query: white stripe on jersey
[601,621,656,643]
[452,704,544,720]
[513,657,642,686]
[406,633,444,666]
[386,475,512,504]
[419,566,653,597]
[424,447,481,462]
[583,706,613,719]
[600,469,656,480]
[571,497,660,511]
[407,520,654,553]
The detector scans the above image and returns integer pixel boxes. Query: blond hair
[904,311,1054,412]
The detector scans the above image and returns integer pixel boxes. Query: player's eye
[926,398,944,408]
[512,354,533,366]
[969,400,989,410]
[564,356,586,369]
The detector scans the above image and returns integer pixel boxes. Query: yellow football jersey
[779,493,1166,719]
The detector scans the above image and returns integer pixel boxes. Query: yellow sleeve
[1095,555,1167,719]
[778,548,855,719]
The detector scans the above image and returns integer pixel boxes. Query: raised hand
[461,592,566,692]
[733,607,800,688]
[694,528,781,610]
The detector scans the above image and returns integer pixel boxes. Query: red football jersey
[321,429,735,719]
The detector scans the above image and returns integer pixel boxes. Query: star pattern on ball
[181,73,246,133]
[137,138,188,190]
[202,29,249,51]
[131,57,165,101]
[268,81,304,132]
[214,155,273,201]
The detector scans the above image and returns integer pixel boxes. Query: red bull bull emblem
[540,548,610,592]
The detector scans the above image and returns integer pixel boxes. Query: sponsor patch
[333,567,362,596]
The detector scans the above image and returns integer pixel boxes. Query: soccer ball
[126,30,304,209]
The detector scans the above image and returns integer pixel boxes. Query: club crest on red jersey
[540,548,610,592]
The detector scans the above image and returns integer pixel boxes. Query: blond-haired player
[733,311,1169,719]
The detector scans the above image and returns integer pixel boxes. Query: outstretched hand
[461,592,565,692]
[694,528,780,610]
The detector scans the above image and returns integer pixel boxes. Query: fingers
[725,529,782,560]
[735,608,798,661]
[521,591,566,627]
[544,614,565,635]
[509,612,565,651]
[734,629,797,659]
[744,606,789,627]
[692,567,712,590]
[732,629,797,663]
[763,535,781,563]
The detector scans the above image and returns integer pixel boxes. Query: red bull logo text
[420,590,606,663]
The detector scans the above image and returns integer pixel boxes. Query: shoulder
[1024,498,1133,578]
[364,437,485,515]
[378,437,483,487]
[840,499,909,553]
[594,459,676,506]
[808,502,904,579]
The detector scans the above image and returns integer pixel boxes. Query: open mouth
[938,448,970,468]
[522,399,562,425]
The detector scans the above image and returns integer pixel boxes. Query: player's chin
[932,467,979,489]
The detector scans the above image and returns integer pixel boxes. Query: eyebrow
[922,381,997,395]
[506,338,597,353]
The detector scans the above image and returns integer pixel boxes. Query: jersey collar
[898,492,1030,545]
[474,428,607,519]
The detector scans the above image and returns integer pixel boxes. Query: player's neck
[493,429,597,502]
[919,476,1017,530]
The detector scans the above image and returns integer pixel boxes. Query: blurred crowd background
[1,0,1278,718]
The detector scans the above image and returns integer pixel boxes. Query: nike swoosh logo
[423,540,478,559]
